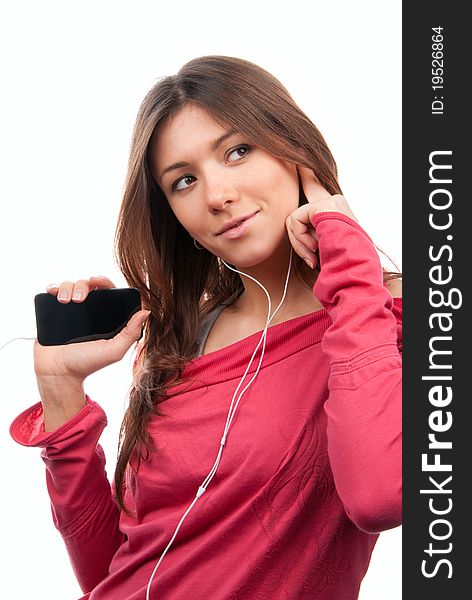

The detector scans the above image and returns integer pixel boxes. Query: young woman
[10,55,402,599]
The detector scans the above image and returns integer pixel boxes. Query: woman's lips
[218,211,259,240]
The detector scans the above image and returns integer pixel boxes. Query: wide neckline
[199,305,328,360]
[170,296,402,392]
[198,295,403,361]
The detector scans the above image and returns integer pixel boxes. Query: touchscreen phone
[34,287,142,346]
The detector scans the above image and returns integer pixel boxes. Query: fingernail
[72,289,83,300]
[58,290,68,301]
[47,283,58,290]
[305,258,314,269]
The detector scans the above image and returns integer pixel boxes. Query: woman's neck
[228,249,320,326]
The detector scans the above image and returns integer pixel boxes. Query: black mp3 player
[34,288,142,346]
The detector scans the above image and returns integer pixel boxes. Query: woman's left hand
[285,166,358,269]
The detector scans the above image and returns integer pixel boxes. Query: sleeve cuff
[9,395,106,448]
[310,211,372,242]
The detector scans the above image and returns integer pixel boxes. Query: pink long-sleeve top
[10,212,402,599]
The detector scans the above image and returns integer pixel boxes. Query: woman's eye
[170,145,250,192]
[227,144,251,162]
[172,175,195,192]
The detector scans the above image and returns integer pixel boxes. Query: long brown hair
[113,55,402,513]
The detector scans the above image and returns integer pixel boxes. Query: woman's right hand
[34,276,151,385]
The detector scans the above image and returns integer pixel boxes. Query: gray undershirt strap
[196,290,241,357]
[196,304,227,357]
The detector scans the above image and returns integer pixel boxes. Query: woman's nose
[203,170,239,211]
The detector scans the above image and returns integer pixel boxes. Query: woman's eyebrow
[159,129,238,182]
[210,128,238,152]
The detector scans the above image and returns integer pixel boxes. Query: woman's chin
[210,232,290,271]
[219,249,284,272]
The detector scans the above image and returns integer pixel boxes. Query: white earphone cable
[145,248,293,599]
[0,337,36,353]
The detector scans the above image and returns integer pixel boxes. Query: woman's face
[150,104,300,269]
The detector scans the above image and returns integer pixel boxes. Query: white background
[0,1,402,598]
